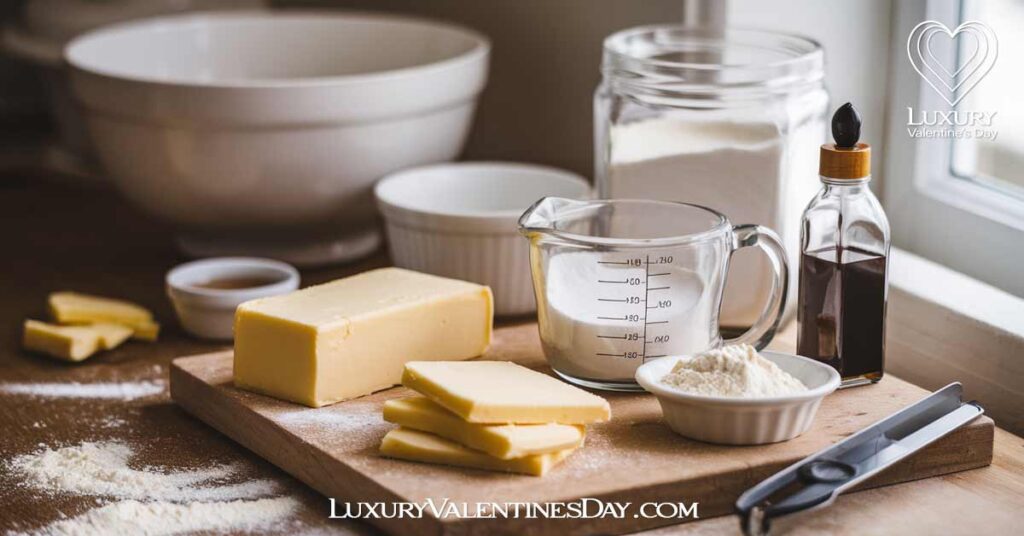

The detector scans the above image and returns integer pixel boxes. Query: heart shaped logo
[907,20,998,106]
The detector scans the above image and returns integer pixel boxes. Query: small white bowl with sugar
[635,348,841,445]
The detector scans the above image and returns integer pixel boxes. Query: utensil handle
[735,384,983,536]
[722,224,788,350]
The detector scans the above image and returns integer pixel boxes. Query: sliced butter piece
[89,322,134,350]
[234,267,493,408]
[402,361,611,424]
[130,319,160,342]
[379,427,573,477]
[49,291,153,330]
[23,320,102,362]
[384,396,584,459]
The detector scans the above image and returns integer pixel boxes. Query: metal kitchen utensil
[735,382,983,536]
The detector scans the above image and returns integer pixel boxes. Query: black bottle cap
[820,103,870,179]
[831,103,861,148]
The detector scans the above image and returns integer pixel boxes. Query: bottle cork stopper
[820,103,871,179]
[819,143,871,179]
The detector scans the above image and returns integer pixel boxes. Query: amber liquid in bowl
[193,276,283,290]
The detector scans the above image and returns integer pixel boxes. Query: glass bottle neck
[820,175,872,195]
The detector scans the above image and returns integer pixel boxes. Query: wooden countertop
[2,177,1022,535]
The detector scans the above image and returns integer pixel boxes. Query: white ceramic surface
[166,257,299,340]
[375,162,591,316]
[635,351,841,445]
[65,11,490,265]
[2,0,264,172]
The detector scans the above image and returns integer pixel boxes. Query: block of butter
[402,361,611,424]
[379,427,574,477]
[49,291,159,341]
[22,320,131,361]
[234,268,493,407]
[383,396,584,459]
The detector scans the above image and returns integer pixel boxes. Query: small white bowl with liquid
[635,351,841,445]
[166,257,299,340]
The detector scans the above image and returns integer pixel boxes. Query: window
[950,1,1024,201]
[885,0,1024,297]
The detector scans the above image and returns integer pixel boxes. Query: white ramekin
[635,351,841,445]
[166,257,299,341]
[375,162,591,316]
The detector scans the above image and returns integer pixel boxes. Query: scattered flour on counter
[99,415,128,429]
[7,440,301,536]
[9,441,279,502]
[275,403,384,429]
[21,496,301,536]
[660,344,808,397]
[0,380,165,401]
[273,403,388,448]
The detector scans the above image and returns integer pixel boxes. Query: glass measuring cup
[519,198,788,391]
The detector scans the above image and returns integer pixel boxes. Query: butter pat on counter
[129,319,160,342]
[23,291,157,363]
[48,291,160,341]
[402,361,611,424]
[88,322,135,350]
[22,320,131,362]
[379,427,575,477]
[383,396,584,459]
[234,268,493,408]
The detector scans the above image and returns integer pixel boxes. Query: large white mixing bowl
[65,11,490,265]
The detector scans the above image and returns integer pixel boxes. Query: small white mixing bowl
[375,162,591,316]
[635,351,841,445]
[65,11,490,266]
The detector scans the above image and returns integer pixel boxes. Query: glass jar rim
[602,25,824,98]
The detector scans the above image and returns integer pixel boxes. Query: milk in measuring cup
[539,251,714,382]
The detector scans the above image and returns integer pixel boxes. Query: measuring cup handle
[723,224,789,350]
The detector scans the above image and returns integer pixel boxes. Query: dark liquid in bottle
[797,247,887,384]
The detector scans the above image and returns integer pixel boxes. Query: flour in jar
[605,118,822,326]
[539,250,715,382]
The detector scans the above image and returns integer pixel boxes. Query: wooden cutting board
[169,324,993,536]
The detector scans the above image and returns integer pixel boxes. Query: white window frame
[884,0,1024,297]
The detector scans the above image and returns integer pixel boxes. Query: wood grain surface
[2,178,1023,535]
[169,325,993,536]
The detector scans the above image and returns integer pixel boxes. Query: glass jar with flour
[595,26,828,329]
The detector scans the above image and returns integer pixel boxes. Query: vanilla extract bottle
[797,103,890,387]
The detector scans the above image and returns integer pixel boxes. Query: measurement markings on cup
[595,255,674,362]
